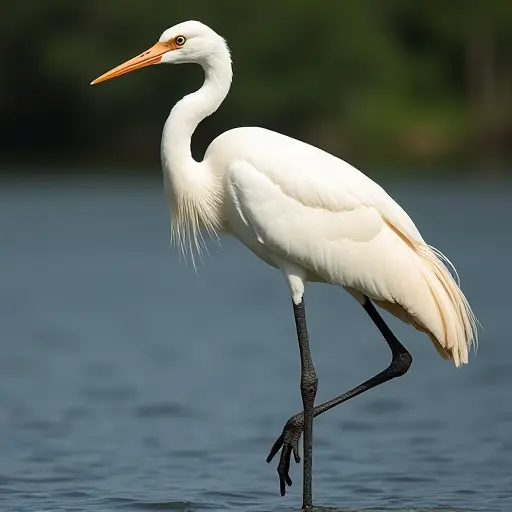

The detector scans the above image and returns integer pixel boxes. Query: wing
[222,128,476,366]
[218,127,425,240]
[226,150,426,298]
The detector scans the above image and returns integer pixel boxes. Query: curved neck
[160,47,232,262]
[161,51,232,174]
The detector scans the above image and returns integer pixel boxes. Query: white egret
[91,20,478,510]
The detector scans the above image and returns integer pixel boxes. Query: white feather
[97,19,479,365]
[214,131,477,365]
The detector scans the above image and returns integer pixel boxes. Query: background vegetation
[1,0,511,176]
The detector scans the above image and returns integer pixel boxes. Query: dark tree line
[1,0,511,175]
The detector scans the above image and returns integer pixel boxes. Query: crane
[91,20,478,510]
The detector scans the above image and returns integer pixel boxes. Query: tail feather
[428,332,451,360]
[415,244,478,366]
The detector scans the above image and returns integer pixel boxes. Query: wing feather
[227,151,477,366]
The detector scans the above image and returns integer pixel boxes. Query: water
[0,176,511,512]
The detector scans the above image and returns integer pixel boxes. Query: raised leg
[267,296,412,497]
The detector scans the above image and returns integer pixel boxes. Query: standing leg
[291,298,317,510]
[268,296,412,496]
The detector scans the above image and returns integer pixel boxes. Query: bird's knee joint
[300,376,318,395]
[390,351,412,377]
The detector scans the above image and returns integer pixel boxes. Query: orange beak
[90,41,172,85]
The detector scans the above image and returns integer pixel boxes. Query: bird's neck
[161,50,232,262]
[161,56,232,172]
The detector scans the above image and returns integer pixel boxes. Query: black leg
[310,298,412,416]
[267,296,412,497]
[288,299,317,510]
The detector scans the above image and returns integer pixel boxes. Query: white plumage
[213,127,476,366]
[92,20,478,368]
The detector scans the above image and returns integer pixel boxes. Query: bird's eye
[175,36,186,46]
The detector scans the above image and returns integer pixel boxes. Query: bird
[91,20,478,511]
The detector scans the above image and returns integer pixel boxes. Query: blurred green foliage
[1,0,511,175]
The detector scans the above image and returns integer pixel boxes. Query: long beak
[90,41,171,85]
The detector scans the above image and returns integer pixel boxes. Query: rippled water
[0,176,511,512]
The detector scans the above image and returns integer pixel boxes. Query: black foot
[266,413,304,496]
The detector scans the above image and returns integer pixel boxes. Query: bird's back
[206,126,375,189]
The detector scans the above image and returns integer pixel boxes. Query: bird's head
[91,20,228,85]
